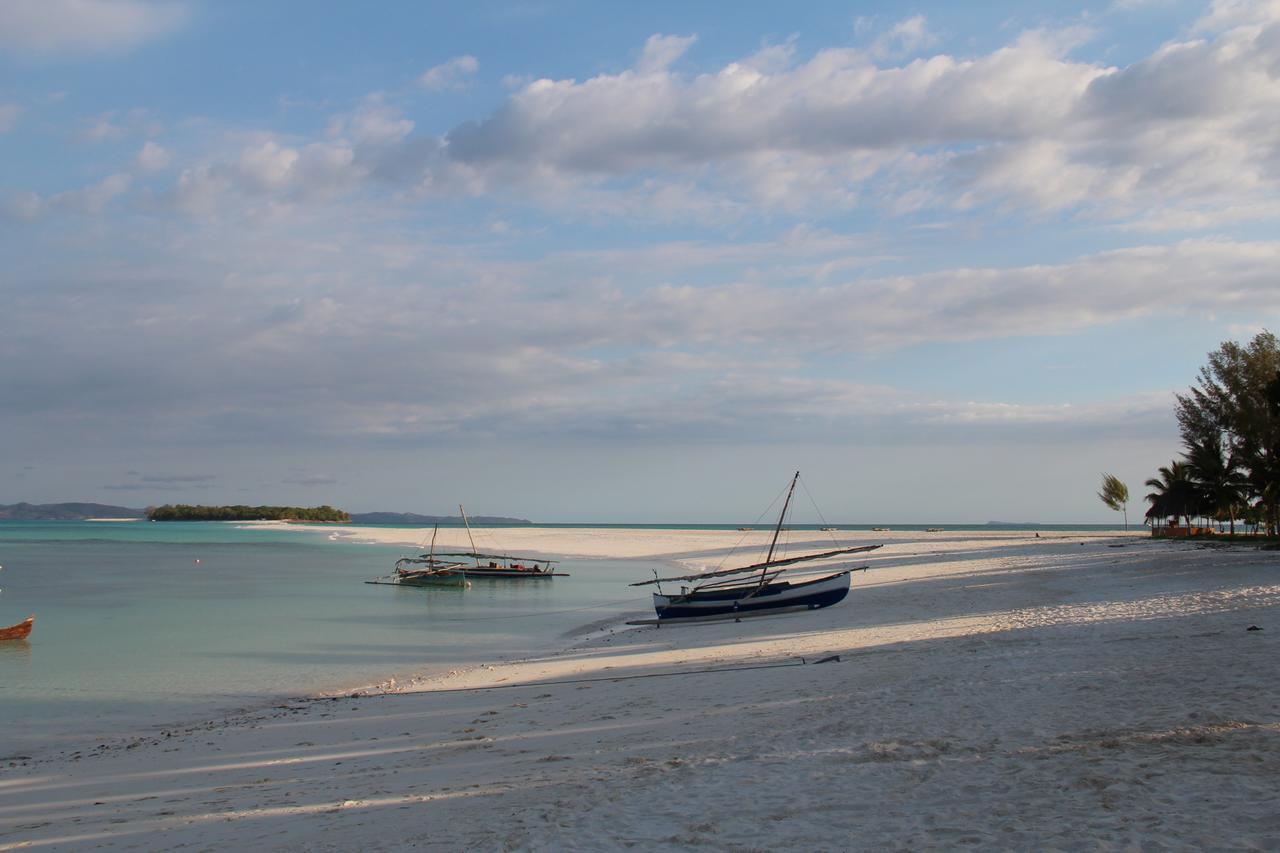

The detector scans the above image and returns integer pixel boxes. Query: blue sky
[2,0,1277,522]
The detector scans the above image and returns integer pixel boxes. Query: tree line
[147,504,351,522]
[1101,331,1280,536]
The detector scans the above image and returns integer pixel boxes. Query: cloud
[435,18,1280,222]
[871,15,938,59]
[636,33,696,74]
[41,11,1279,230]
[418,55,479,92]
[135,140,171,171]
[80,109,162,142]
[0,197,1260,454]
[326,96,414,146]
[0,0,189,57]
[4,173,131,219]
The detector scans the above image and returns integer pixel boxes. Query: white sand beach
[2,527,1278,850]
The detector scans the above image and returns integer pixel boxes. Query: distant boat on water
[370,508,567,588]
[0,615,33,641]
[0,563,34,640]
[631,472,880,622]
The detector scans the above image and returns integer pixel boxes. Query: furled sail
[431,552,558,563]
[629,543,881,587]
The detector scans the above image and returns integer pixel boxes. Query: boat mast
[460,505,481,568]
[429,523,438,562]
[762,471,800,582]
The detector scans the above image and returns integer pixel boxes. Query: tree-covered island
[147,504,351,522]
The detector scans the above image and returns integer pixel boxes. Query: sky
[2,0,1278,523]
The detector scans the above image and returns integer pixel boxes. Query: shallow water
[0,521,649,758]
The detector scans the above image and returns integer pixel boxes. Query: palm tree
[1145,461,1198,529]
[1097,473,1130,529]
[1184,434,1247,535]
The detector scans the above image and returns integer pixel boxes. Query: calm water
[0,521,649,758]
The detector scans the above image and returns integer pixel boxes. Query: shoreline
[5,528,1278,849]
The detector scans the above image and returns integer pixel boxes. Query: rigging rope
[798,475,840,547]
[708,478,795,574]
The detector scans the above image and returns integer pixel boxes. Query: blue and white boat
[632,472,881,622]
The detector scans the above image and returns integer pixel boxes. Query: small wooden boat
[0,616,34,641]
[371,512,567,589]
[431,505,568,580]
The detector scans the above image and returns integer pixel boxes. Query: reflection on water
[0,639,32,661]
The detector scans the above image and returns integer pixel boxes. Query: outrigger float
[630,472,880,623]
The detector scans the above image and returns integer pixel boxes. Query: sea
[0,519,1126,759]
[0,521,646,759]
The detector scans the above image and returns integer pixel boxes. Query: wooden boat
[0,616,34,641]
[632,472,881,621]
[430,505,568,579]
[371,510,568,588]
[366,525,472,588]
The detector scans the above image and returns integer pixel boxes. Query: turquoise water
[0,522,649,758]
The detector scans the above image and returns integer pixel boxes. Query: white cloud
[871,15,938,59]
[434,18,1280,222]
[5,173,132,219]
[135,140,171,171]
[0,0,189,57]
[636,33,696,74]
[326,96,414,146]
[82,112,125,141]
[64,13,1280,229]
[59,172,132,213]
[418,55,479,92]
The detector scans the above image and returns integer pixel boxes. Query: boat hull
[0,616,34,641]
[653,571,850,620]
[395,568,559,584]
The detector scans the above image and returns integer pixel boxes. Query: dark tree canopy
[148,505,350,522]
[1166,331,1280,534]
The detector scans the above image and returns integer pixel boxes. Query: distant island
[0,502,146,520]
[0,502,534,524]
[149,505,350,522]
[349,512,532,525]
